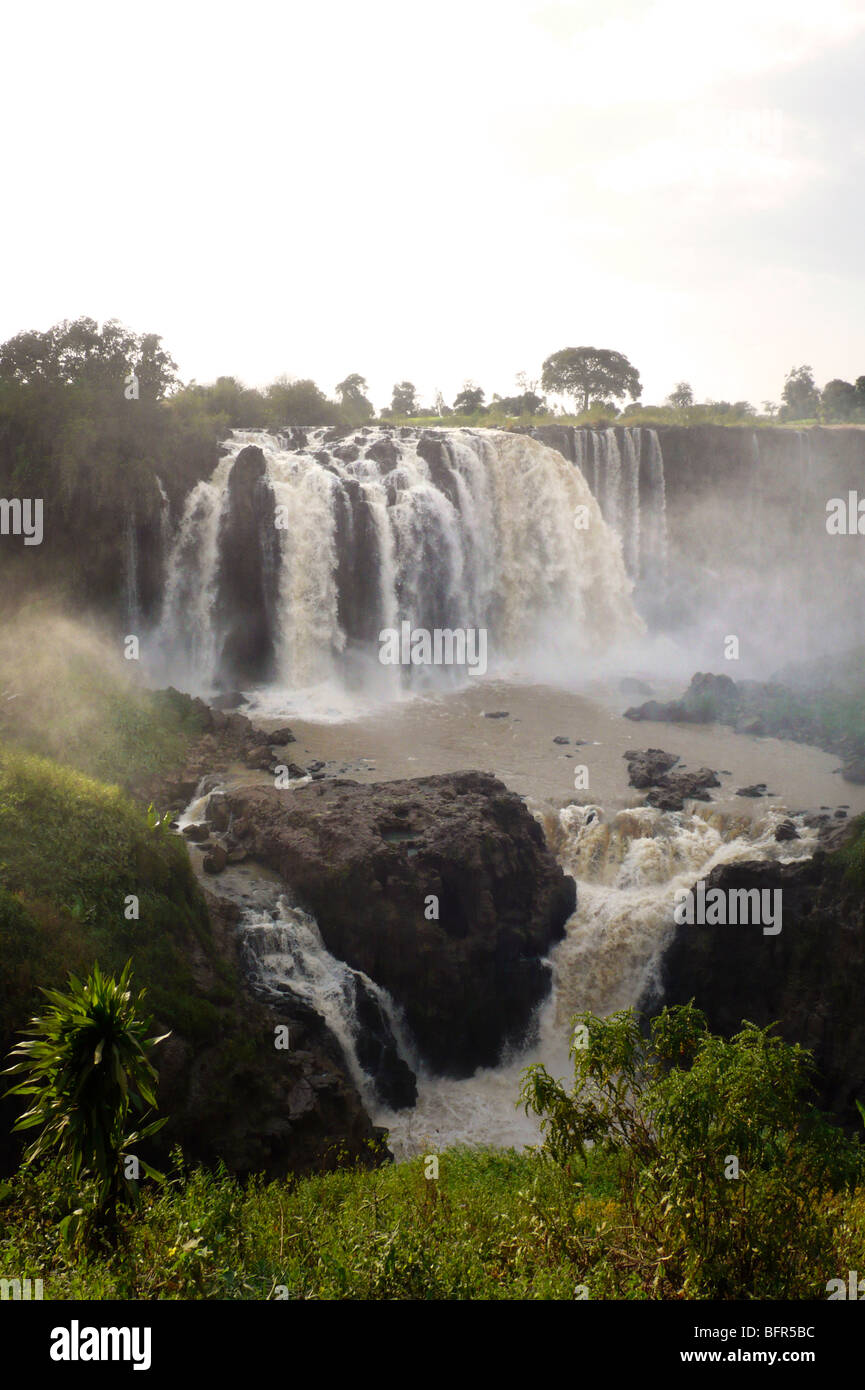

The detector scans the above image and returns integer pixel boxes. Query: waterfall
[239,895,417,1110]
[123,514,140,631]
[155,427,643,697]
[545,426,668,591]
[639,428,668,584]
[621,428,641,575]
[380,798,821,1156]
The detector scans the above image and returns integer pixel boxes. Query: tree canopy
[541,347,642,413]
[0,317,178,401]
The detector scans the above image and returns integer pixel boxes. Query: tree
[390,381,418,416]
[821,378,861,423]
[667,381,694,409]
[335,373,374,423]
[707,399,756,419]
[0,317,179,401]
[541,346,642,414]
[265,375,339,425]
[4,962,168,1235]
[453,383,486,414]
[494,391,546,416]
[780,365,820,421]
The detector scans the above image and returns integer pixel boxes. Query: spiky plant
[3,961,169,1228]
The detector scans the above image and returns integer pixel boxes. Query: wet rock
[736,784,768,798]
[775,819,799,842]
[212,691,249,710]
[624,699,677,722]
[245,745,274,769]
[626,672,741,725]
[268,727,297,745]
[624,748,680,788]
[646,768,720,810]
[483,710,509,719]
[220,772,575,1076]
[352,975,417,1110]
[182,823,210,842]
[206,793,230,832]
[203,845,228,874]
[647,818,865,1126]
[553,736,570,745]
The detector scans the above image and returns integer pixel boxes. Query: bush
[521,1006,865,1298]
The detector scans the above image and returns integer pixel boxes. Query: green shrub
[521,1006,865,1298]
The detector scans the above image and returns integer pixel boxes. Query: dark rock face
[624,748,680,788]
[221,772,576,1075]
[351,975,417,1109]
[214,446,280,688]
[644,827,865,1123]
[625,672,740,725]
[152,891,387,1178]
[625,748,719,811]
[645,771,719,812]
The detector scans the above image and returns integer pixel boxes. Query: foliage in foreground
[2,1007,865,1299]
[521,1006,865,1299]
[4,963,168,1238]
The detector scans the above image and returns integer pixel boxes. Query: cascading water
[154,427,643,702]
[240,896,417,1111]
[378,798,822,1157]
[530,424,669,593]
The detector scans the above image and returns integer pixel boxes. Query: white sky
[3,0,865,410]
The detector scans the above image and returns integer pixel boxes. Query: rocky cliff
[643,818,865,1124]
[213,771,577,1075]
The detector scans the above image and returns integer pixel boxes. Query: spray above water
[154,427,647,704]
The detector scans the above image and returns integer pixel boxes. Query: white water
[239,895,415,1112]
[154,427,644,701]
[375,798,820,1158]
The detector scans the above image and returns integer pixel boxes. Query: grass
[0,612,206,792]
[0,741,225,1070]
[372,408,842,431]
[0,1147,653,1300]
[2,1143,864,1300]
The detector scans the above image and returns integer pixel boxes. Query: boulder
[182,822,210,842]
[222,772,575,1075]
[203,845,228,874]
[211,691,249,710]
[645,823,865,1124]
[624,748,680,788]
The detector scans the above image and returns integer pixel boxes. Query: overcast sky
[3,0,865,411]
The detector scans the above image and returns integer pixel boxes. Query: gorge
[4,420,865,1167]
